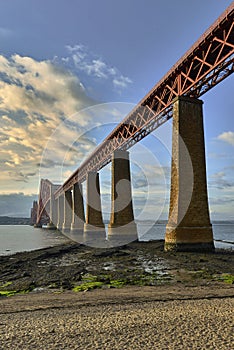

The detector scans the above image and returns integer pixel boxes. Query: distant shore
[0,216,31,225]
[1,217,234,226]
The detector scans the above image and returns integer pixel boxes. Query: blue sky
[0,0,233,220]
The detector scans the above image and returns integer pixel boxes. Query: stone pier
[57,195,64,231]
[62,190,72,233]
[47,197,58,229]
[70,183,85,243]
[108,150,138,245]
[84,172,106,245]
[165,96,214,251]
[30,200,38,226]
[47,184,58,229]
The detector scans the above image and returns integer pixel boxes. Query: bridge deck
[55,4,234,199]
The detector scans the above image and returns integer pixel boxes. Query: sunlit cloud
[217,131,234,146]
[0,53,97,194]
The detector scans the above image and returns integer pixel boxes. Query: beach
[0,287,233,349]
[0,241,233,349]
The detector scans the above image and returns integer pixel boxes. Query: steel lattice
[50,4,234,199]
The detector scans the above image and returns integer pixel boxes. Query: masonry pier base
[70,183,85,244]
[84,172,106,247]
[57,195,64,231]
[62,190,72,233]
[108,150,138,246]
[164,96,214,252]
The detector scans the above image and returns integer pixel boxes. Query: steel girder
[54,4,234,199]
[37,179,52,224]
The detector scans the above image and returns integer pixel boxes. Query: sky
[0,0,233,220]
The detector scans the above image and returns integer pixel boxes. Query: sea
[0,223,233,256]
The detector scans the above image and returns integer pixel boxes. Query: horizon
[1,215,234,224]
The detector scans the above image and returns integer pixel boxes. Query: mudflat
[0,240,233,293]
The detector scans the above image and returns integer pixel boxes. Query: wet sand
[0,241,233,349]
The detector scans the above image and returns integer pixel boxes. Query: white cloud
[209,171,234,190]
[0,54,93,117]
[0,53,97,193]
[217,131,234,146]
[64,44,132,90]
[90,59,110,79]
[113,75,132,89]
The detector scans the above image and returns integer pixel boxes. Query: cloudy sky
[0,0,233,220]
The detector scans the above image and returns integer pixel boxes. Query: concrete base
[46,222,57,230]
[83,224,106,247]
[108,222,138,246]
[165,225,215,252]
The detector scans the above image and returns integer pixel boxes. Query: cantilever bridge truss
[36,179,51,225]
[35,4,233,222]
[54,4,234,198]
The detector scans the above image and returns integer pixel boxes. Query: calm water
[0,225,70,256]
[0,224,233,256]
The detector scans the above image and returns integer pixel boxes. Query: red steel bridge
[35,4,234,225]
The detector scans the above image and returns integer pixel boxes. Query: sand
[0,286,233,350]
[0,242,233,349]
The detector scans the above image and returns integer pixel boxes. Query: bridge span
[32,4,234,251]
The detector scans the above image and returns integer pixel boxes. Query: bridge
[32,4,234,250]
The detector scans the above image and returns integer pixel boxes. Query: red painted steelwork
[37,179,52,225]
[53,4,233,199]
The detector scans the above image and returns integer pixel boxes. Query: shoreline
[1,236,233,257]
[0,222,234,257]
[0,240,233,297]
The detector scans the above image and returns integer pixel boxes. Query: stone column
[108,150,138,245]
[44,202,50,226]
[57,195,64,230]
[165,96,214,251]
[47,184,58,229]
[31,200,38,225]
[62,190,72,233]
[47,197,58,229]
[70,183,85,243]
[84,172,106,245]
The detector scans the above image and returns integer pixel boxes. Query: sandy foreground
[0,286,233,350]
[0,241,234,349]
